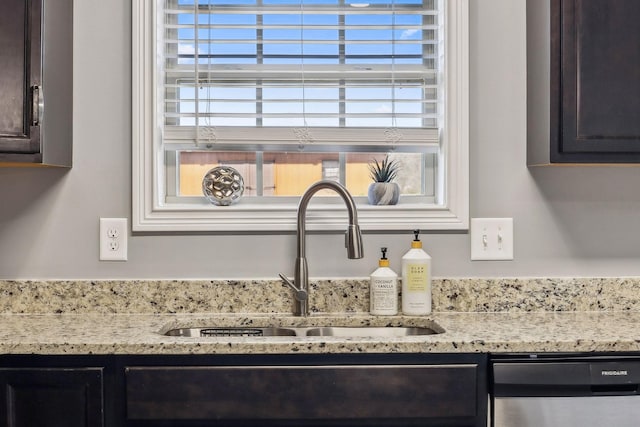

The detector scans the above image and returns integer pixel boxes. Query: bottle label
[406,264,428,291]
[371,279,397,312]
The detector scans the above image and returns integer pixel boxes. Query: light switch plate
[470,218,514,261]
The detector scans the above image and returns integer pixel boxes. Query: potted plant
[367,156,401,205]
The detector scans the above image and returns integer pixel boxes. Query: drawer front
[126,364,478,421]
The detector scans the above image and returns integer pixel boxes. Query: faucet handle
[278,273,309,302]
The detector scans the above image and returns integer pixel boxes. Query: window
[132,0,468,232]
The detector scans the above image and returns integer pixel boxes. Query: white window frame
[131,0,468,232]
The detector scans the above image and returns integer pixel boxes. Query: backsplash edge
[1,278,639,314]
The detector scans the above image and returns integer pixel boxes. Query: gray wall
[2,0,640,280]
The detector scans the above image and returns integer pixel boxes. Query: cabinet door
[551,0,640,162]
[127,364,480,425]
[0,0,41,155]
[0,368,104,427]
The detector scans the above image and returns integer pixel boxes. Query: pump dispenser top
[379,247,390,267]
[411,229,423,249]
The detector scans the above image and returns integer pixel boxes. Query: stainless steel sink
[164,327,298,337]
[164,325,443,338]
[305,326,438,337]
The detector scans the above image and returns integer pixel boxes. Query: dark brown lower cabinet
[0,353,488,427]
[125,353,488,427]
[0,368,104,427]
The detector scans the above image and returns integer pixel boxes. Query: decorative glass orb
[202,166,244,206]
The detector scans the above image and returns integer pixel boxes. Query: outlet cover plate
[100,218,128,261]
[470,218,513,261]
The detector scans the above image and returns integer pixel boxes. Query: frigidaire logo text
[601,370,628,376]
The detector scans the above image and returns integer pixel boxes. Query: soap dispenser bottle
[370,247,398,315]
[401,230,432,315]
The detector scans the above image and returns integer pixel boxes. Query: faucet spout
[280,180,363,316]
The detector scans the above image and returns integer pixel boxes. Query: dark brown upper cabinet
[0,0,72,167]
[527,0,640,165]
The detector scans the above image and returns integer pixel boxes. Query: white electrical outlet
[100,218,128,261]
[470,218,514,261]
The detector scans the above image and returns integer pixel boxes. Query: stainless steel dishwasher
[491,355,640,427]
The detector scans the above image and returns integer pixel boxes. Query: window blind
[161,0,441,151]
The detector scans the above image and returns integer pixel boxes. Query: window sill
[132,199,468,233]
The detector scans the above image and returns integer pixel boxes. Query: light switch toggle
[471,218,513,261]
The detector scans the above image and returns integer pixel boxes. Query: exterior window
[132,0,468,232]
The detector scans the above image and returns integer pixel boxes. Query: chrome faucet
[279,180,364,316]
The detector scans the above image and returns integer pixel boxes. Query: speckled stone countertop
[1,278,640,355]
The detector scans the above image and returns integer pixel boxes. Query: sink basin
[305,326,438,337]
[164,327,298,337]
[164,325,443,338]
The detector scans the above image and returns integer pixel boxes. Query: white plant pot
[367,182,400,205]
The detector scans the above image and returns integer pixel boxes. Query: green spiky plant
[368,156,400,183]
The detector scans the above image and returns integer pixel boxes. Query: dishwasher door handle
[591,384,639,396]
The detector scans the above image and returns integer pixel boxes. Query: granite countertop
[1,310,640,355]
[1,278,640,355]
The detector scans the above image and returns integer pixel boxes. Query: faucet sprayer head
[346,224,364,259]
